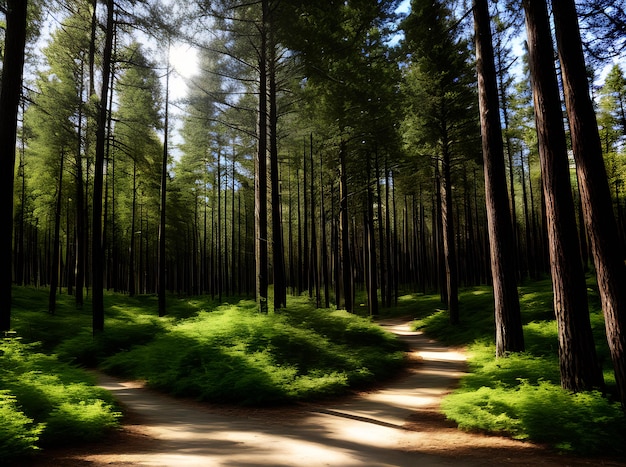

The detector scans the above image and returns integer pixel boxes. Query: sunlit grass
[0,338,121,461]
[6,285,407,462]
[409,279,626,456]
[101,296,405,404]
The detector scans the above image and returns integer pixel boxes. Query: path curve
[24,321,618,466]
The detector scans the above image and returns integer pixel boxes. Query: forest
[2,0,626,462]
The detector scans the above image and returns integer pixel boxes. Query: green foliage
[0,392,43,460]
[412,287,497,346]
[410,280,626,455]
[56,317,165,367]
[102,297,405,405]
[0,338,121,458]
[441,382,625,456]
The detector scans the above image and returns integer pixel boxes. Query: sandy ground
[15,321,626,466]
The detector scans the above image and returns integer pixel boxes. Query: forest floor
[19,320,626,467]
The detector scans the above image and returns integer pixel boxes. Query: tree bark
[441,153,459,324]
[158,49,170,317]
[48,151,65,315]
[552,0,626,408]
[320,156,330,308]
[0,0,27,332]
[309,135,320,307]
[255,0,269,313]
[339,141,353,312]
[473,0,525,355]
[129,161,137,297]
[523,0,604,391]
[75,66,86,308]
[92,0,115,334]
[269,24,286,309]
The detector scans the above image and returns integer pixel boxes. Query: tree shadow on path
[18,320,626,467]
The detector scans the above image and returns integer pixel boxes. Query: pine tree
[0,0,28,331]
[522,0,604,392]
[473,0,525,355]
[402,0,479,324]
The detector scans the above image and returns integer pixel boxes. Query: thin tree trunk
[297,167,303,294]
[363,153,378,317]
[16,117,26,287]
[310,134,320,307]
[320,156,329,308]
[255,0,269,312]
[49,151,65,315]
[339,141,353,312]
[520,150,534,279]
[375,151,386,308]
[158,46,170,317]
[303,139,309,296]
[70,61,86,302]
[231,148,236,295]
[441,154,459,323]
[269,28,286,309]
[217,149,223,302]
[128,162,137,297]
[222,157,230,297]
[92,0,114,334]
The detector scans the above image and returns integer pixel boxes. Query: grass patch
[0,338,121,461]
[101,297,405,404]
[409,280,626,456]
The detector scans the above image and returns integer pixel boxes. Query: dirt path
[22,321,625,466]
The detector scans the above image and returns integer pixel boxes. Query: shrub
[0,338,121,452]
[442,381,625,456]
[0,392,44,461]
[102,300,405,405]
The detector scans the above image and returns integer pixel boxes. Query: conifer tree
[0,0,28,332]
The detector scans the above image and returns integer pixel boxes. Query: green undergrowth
[6,287,407,460]
[411,279,626,456]
[101,297,405,404]
[0,338,121,462]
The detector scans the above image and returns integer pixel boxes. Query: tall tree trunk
[269,28,286,309]
[217,150,223,302]
[523,0,604,391]
[128,162,137,297]
[365,169,379,318]
[297,167,303,294]
[16,118,26,287]
[75,65,86,307]
[49,151,65,315]
[441,153,459,324]
[303,140,309,296]
[92,0,115,334]
[339,141,353,312]
[0,0,27,332]
[391,170,399,304]
[320,156,329,308]
[520,150,534,279]
[434,167,446,302]
[231,150,237,295]
[375,151,386,308]
[473,0,525,355]
[552,0,626,407]
[255,0,269,313]
[158,47,170,317]
[332,182,340,306]
[309,135,320,307]
[223,161,229,297]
